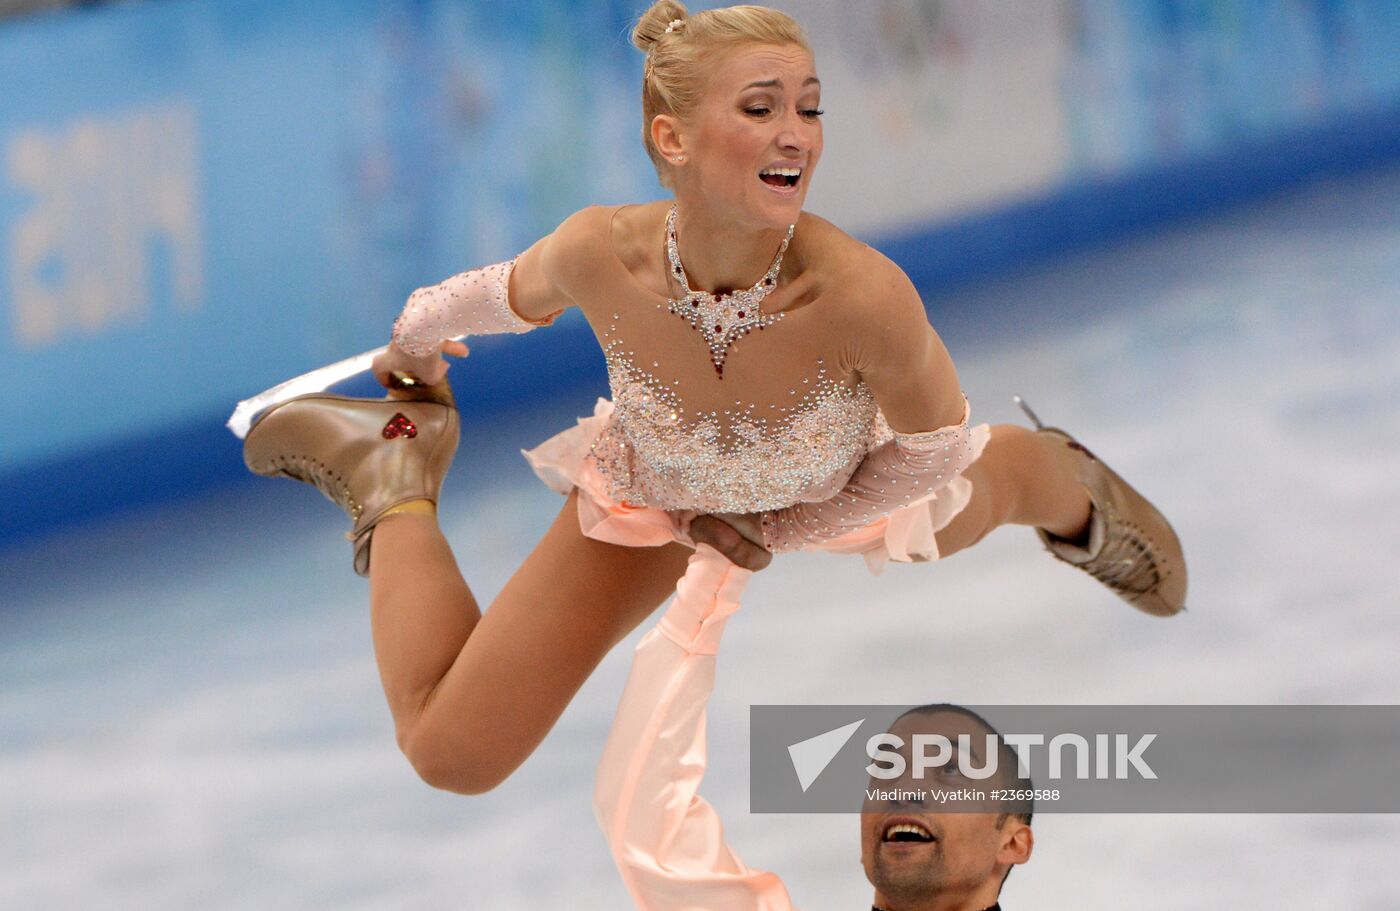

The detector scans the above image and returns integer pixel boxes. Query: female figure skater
[242,3,1185,797]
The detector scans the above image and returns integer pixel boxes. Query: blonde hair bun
[632,1,690,52]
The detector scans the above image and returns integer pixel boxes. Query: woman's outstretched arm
[371,207,599,386]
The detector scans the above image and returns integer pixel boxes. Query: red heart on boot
[382,412,418,440]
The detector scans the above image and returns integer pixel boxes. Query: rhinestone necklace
[664,203,794,378]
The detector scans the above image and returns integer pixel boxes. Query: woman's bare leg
[933,424,1091,559]
[367,488,693,794]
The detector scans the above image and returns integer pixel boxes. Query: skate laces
[272,454,363,522]
[1085,519,1159,594]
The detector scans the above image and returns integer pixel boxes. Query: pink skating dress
[392,202,990,568]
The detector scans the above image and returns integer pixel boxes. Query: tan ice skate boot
[1014,396,1187,617]
[243,378,459,577]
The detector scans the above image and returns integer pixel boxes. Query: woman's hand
[370,340,470,389]
[689,512,772,572]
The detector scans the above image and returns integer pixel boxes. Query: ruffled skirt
[522,398,992,575]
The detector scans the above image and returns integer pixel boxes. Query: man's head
[859,705,1034,909]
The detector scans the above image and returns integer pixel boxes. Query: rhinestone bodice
[588,341,886,513]
[581,204,911,515]
[387,201,895,516]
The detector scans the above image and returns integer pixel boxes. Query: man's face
[859,711,1032,907]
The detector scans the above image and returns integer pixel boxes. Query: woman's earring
[673,154,684,163]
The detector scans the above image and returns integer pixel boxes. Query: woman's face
[674,42,823,230]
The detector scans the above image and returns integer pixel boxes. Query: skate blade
[226,346,385,439]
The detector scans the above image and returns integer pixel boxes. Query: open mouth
[759,166,802,189]
[882,821,936,844]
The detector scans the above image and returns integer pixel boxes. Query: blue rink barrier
[4,0,1400,548]
[878,101,1400,296]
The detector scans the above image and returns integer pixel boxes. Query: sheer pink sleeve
[758,396,976,554]
[390,257,559,356]
[593,546,798,911]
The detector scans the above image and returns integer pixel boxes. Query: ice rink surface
[4,167,1400,909]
